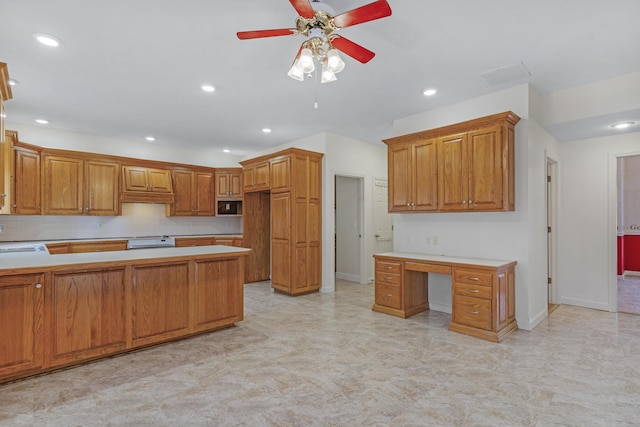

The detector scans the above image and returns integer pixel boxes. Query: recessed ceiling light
[145,136,156,142]
[201,84,215,93]
[611,122,635,130]
[423,88,438,96]
[262,128,272,134]
[223,149,231,153]
[8,79,18,86]
[35,118,49,124]
[33,33,61,47]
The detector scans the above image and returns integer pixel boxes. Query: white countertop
[374,252,516,268]
[0,245,250,271]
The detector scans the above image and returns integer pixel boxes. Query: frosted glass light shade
[326,49,345,73]
[297,48,315,73]
[288,62,305,81]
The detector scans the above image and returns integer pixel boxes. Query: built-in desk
[373,252,517,342]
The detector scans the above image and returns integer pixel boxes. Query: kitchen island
[0,245,250,383]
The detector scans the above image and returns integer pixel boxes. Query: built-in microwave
[217,200,242,216]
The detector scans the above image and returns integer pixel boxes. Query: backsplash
[0,203,242,242]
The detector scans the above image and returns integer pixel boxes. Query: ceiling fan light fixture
[321,62,337,83]
[326,49,345,73]
[288,62,305,81]
[297,48,315,73]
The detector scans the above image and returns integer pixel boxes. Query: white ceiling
[1,0,639,156]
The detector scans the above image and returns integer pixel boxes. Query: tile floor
[1,280,639,426]
[618,275,640,315]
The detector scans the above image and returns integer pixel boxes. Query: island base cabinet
[193,257,244,333]
[47,268,127,368]
[131,262,190,348]
[0,274,44,379]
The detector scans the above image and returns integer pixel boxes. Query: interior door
[373,178,393,254]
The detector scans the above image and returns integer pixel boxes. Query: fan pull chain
[313,62,319,109]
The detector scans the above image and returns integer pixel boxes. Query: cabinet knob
[35,283,42,289]
[469,200,473,204]
[462,200,467,204]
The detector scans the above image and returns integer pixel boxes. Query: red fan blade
[333,0,392,28]
[331,36,375,63]
[290,0,315,19]
[237,28,297,40]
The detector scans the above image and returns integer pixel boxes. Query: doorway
[616,154,640,315]
[335,176,363,283]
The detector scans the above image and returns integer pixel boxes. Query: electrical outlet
[426,236,431,245]
[433,236,439,246]
[0,224,4,233]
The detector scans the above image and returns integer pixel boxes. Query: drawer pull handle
[385,266,393,269]
[465,309,479,315]
[385,293,393,297]
[465,289,479,293]
[465,276,480,281]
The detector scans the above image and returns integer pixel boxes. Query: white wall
[335,176,361,282]
[6,122,243,167]
[558,132,640,311]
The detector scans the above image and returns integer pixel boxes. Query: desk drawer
[454,269,492,287]
[453,295,491,330]
[376,271,400,286]
[375,284,402,309]
[375,259,401,274]
[454,282,492,300]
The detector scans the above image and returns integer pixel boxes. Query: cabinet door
[171,169,195,216]
[467,126,504,210]
[388,143,412,212]
[131,262,190,347]
[193,258,243,332]
[148,168,173,193]
[437,133,468,211]
[412,139,438,211]
[42,154,84,215]
[13,147,41,214]
[48,268,127,367]
[242,166,256,192]
[229,171,243,198]
[194,171,214,215]
[0,274,44,380]
[122,166,149,192]
[270,191,292,292]
[270,156,291,192]
[85,159,120,216]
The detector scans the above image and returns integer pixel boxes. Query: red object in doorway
[618,235,624,275]
[623,234,640,272]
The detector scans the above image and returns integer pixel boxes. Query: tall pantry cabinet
[0,62,12,214]
[241,148,323,296]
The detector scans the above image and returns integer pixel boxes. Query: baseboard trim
[560,297,609,312]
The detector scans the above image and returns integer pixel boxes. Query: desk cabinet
[373,253,517,342]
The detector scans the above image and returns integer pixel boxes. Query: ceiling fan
[237,0,392,82]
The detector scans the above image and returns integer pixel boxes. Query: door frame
[332,171,367,285]
[546,154,560,306]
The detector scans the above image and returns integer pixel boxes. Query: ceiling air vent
[480,62,531,87]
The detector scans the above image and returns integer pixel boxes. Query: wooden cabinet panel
[384,112,519,213]
[169,169,214,216]
[242,160,270,192]
[85,159,120,216]
[175,237,216,247]
[131,262,190,347]
[0,64,11,214]
[13,146,41,214]
[42,154,84,215]
[69,240,128,253]
[42,154,120,216]
[453,295,492,330]
[467,126,503,210]
[48,268,127,366]
[215,169,242,199]
[270,156,291,192]
[271,191,291,292]
[193,258,243,332]
[0,274,44,380]
[122,166,174,203]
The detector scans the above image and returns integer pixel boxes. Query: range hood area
[121,166,175,204]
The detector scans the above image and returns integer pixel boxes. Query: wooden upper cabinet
[215,169,242,199]
[168,168,214,216]
[242,160,270,192]
[121,165,174,203]
[13,146,41,215]
[385,111,519,213]
[388,139,437,212]
[0,63,12,214]
[42,154,120,216]
[270,155,291,193]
